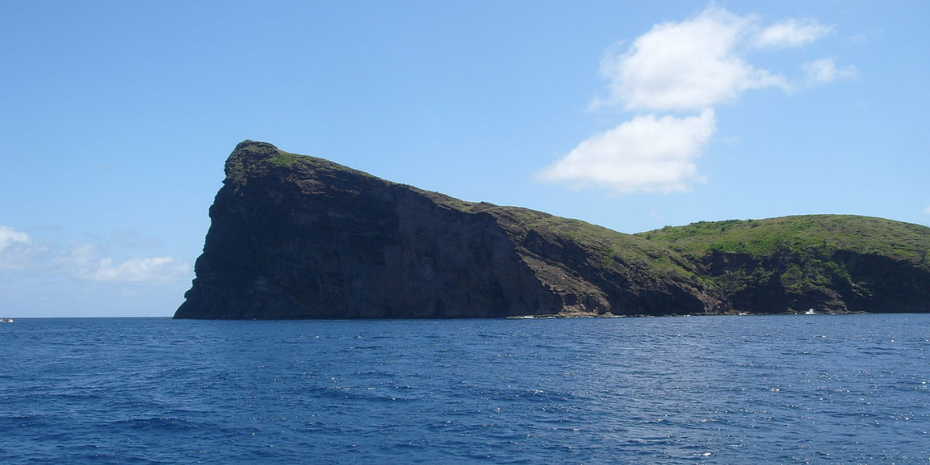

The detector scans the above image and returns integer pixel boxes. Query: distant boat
[805,309,816,315]
[0,318,13,323]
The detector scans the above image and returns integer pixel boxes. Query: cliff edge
[174,141,929,319]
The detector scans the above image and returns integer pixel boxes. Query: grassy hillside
[422,190,696,278]
[633,215,930,312]
[637,215,930,268]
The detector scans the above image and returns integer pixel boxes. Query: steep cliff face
[176,141,711,319]
[177,142,555,319]
[175,141,930,319]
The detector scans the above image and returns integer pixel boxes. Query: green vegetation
[271,150,299,167]
[480,206,699,281]
[638,215,930,267]
[419,190,480,213]
[415,192,699,281]
[225,141,382,188]
[636,215,930,297]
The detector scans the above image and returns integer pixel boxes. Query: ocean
[1,315,927,464]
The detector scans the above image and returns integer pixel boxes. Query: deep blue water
[1,315,928,464]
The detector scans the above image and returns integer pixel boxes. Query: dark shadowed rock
[175,141,930,319]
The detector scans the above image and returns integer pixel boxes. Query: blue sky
[1,0,928,317]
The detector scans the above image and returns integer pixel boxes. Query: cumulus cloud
[594,5,790,112]
[754,18,833,48]
[542,5,851,195]
[802,58,858,85]
[537,109,716,193]
[0,226,45,269]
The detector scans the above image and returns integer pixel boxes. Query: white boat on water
[0,318,13,323]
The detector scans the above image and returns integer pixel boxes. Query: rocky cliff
[174,141,930,319]
[638,216,930,314]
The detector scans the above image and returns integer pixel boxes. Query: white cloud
[537,109,716,193]
[595,5,790,112]
[58,242,101,273]
[91,256,190,283]
[0,226,30,252]
[545,5,850,196]
[802,58,858,85]
[754,18,832,48]
[58,242,190,283]
[0,226,45,269]
[850,28,882,44]
[924,205,930,215]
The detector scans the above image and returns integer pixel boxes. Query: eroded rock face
[175,141,930,319]
[176,142,570,319]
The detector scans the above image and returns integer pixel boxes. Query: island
[174,141,930,319]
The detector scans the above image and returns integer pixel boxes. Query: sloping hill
[638,216,930,313]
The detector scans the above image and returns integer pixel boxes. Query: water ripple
[1,315,928,464]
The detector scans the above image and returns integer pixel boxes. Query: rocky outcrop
[639,216,930,314]
[175,141,930,319]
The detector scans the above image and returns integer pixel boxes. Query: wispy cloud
[0,226,30,254]
[924,205,930,215]
[90,257,190,283]
[1,225,189,284]
[754,18,833,48]
[58,242,189,283]
[541,4,852,195]
[802,58,858,86]
[0,226,46,269]
[108,230,163,249]
[537,110,715,193]
[849,28,883,44]
[0,226,29,247]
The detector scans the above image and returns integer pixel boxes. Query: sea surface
[1,315,928,464]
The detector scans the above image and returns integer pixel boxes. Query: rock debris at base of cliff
[174,141,930,319]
